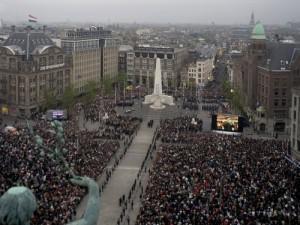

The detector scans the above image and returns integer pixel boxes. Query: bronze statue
[0,120,100,225]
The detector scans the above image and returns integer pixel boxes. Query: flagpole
[114,84,117,104]
[123,79,125,101]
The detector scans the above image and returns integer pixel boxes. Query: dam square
[0,1,299,225]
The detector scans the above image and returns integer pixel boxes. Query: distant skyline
[1,0,300,25]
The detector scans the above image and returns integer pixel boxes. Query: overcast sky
[0,0,300,25]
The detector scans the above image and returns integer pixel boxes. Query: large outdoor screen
[211,114,243,132]
[46,110,68,121]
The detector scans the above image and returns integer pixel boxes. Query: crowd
[83,95,141,139]
[0,95,141,225]
[202,104,219,112]
[83,95,115,122]
[136,118,299,225]
[182,96,199,111]
[159,117,203,143]
[0,118,119,225]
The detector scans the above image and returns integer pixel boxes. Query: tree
[84,80,97,104]
[222,80,246,116]
[117,72,127,85]
[62,85,76,110]
[116,72,128,96]
[102,77,114,95]
[43,90,57,110]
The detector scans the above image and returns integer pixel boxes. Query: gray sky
[1,0,300,25]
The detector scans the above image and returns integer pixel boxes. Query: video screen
[212,114,241,132]
[46,110,67,121]
[52,110,64,119]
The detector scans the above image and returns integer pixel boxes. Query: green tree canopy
[102,77,114,95]
[43,90,57,110]
[61,85,76,110]
[84,80,98,104]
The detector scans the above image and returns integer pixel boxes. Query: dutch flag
[28,14,38,23]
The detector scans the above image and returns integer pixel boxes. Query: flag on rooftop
[28,14,38,23]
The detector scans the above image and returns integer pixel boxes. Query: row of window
[260,87,287,99]
[274,99,287,107]
[134,53,174,59]
[39,55,63,66]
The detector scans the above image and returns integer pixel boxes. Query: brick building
[233,22,300,133]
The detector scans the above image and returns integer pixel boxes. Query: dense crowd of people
[136,118,299,225]
[159,117,203,143]
[182,96,199,110]
[0,95,141,225]
[202,104,219,112]
[83,95,141,139]
[0,119,119,225]
[83,95,115,122]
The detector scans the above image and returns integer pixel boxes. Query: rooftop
[119,45,133,52]
[3,32,54,56]
[62,27,112,40]
[261,42,300,71]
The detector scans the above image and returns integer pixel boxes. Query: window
[294,96,297,107]
[293,124,296,134]
[49,56,54,65]
[294,110,297,120]
[274,99,279,107]
[292,138,295,148]
[281,79,287,87]
[57,55,63,64]
[282,99,287,107]
[282,88,286,96]
[40,57,46,66]
[274,78,280,87]
[274,88,279,96]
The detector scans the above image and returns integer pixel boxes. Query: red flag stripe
[28,14,37,20]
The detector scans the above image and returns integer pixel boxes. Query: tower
[250,22,266,55]
[250,12,255,26]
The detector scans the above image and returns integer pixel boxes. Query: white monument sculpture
[143,58,174,109]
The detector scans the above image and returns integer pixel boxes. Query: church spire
[250,11,255,26]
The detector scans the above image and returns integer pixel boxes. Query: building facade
[127,45,188,89]
[290,87,300,160]
[118,45,133,74]
[185,57,214,87]
[0,30,70,117]
[61,27,118,94]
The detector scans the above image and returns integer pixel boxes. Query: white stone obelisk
[143,58,174,109]
[153,58,163,96]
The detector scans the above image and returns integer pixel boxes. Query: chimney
[43,25,47,33]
